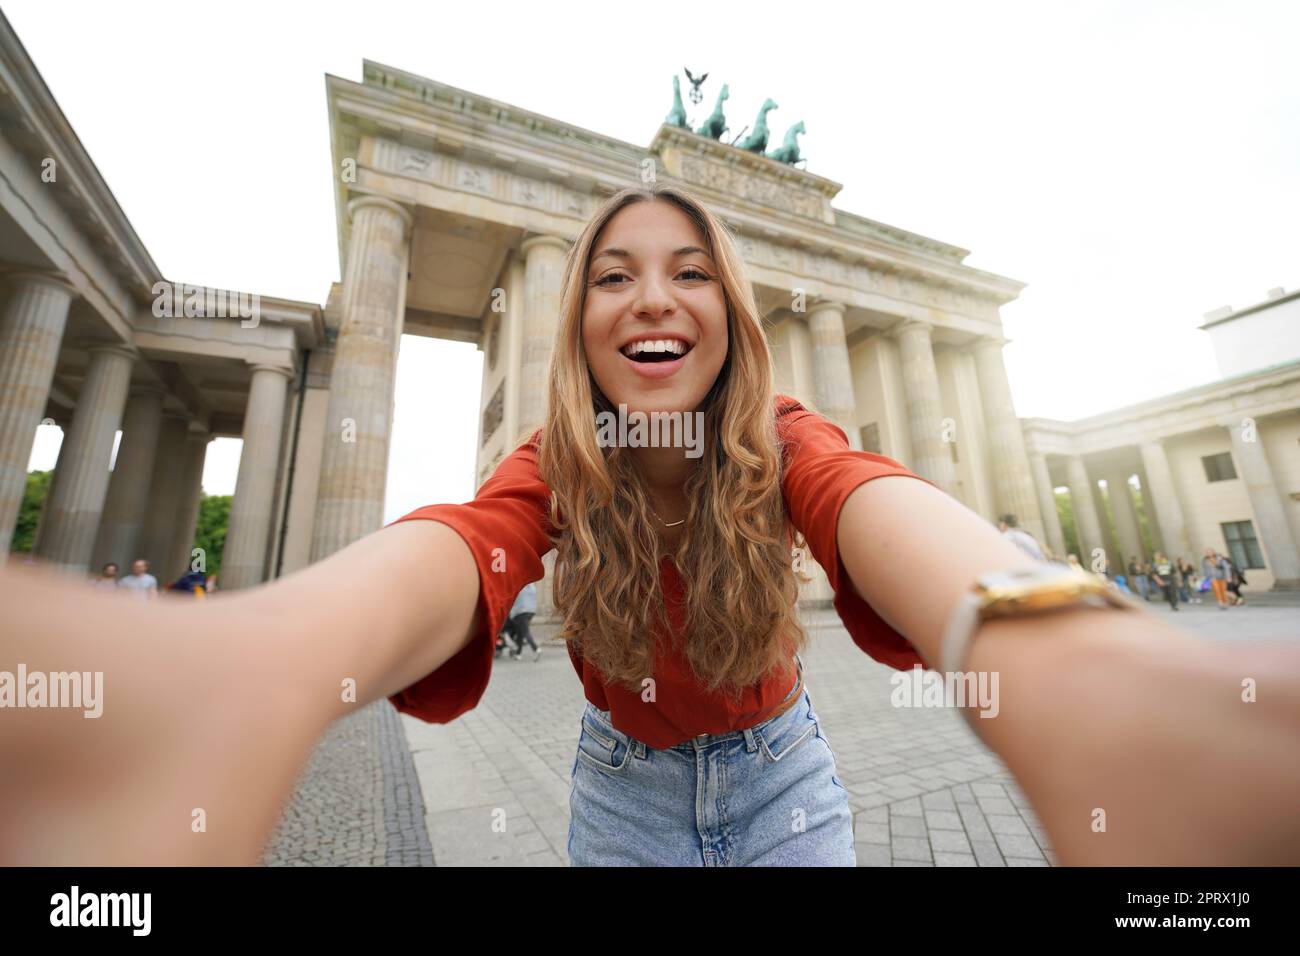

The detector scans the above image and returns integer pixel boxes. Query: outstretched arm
[837,475,1300,865]
[0,518,482,864]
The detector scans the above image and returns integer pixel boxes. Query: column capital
[346,195,413,236]
[806,298,846,318]
[519,234,570,258]
[2,269,77,298]
[1217,412,1255,433]
[248,363,295,382]
[971,334,1011,352]
[890,317,933,339]
[86,342,139,363]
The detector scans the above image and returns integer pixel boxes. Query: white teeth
[622,339,689,357]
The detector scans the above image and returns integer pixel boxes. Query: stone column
[1104,468,1145,565]
[892,319,957,494]
[516,235,569,444]
[92,386,165,570]
[166,426,212,580]
[0,272,76,555]
[310,196,412,562]
[1138,439,1191,560]
[972,337,1045,544]
[137,415,190,576]
[806,301,861,448]
[1224,417,1300,587]
[1065,455,1105,567]
[33,345,135,573]
[223,365,294,590]
[1029,452,1067,558]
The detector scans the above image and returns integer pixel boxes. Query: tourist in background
[997,514,1045,562]
[1151,552,1179,611]
[90,562,119,593]
[1202,548,1232,610]
[507,581,539,661]
[1225,555,1247,606]
[116,559,158,602]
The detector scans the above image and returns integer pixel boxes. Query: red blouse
[388,394,935,749]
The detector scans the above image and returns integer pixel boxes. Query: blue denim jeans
[567,674,856,866]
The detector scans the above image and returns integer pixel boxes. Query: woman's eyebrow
[591,245,712,263]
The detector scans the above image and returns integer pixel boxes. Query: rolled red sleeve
[385,430,553,723]
[777,396,937,671]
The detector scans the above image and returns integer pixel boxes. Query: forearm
[836,474,1300,864]
[1,519,481,728]
[219,519,482,721]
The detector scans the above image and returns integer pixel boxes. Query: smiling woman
[1,184,1298,868]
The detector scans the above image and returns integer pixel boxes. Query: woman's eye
[679,268,710,281]
[595,273,628,286]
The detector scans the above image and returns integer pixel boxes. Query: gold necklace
[649,507,686,528]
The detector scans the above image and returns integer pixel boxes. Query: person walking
[1128,556,1151,603]
[1225,556,1248,606]
[506,581,540,661]
[1151,552,1179,611]
[90,562,119,593]
[997,514,1045,562]
[1202,548,1232,610]
[116,558,158,602]
[1175,557,1196,604]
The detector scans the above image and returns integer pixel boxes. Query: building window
[860,422,882,454]
[1221,520,1266,570]
[1202,452,1237,482]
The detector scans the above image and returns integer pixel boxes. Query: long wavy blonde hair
[537,183,808,701]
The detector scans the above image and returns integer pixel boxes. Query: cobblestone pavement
[270,598,1298,866]
[264,700,433,866]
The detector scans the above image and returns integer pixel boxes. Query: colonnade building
[3,15,1296,616]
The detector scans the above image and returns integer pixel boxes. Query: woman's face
[581,200,728,415]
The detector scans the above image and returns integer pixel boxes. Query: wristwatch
[939,563,1140,674]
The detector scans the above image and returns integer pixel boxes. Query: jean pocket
[756,699,819,764]
[576,713,633,774]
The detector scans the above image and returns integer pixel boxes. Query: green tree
[10,470,52,553]
[193,493,231,577]
[1055,488,1079,560]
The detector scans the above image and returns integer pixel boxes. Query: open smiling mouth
[620,340,694,363]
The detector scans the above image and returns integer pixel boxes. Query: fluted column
[892,319,957,493]
[137,415,189,577]
[1224,416,1300,587]
[1104,468,1145,565]
[516,235,569,443]
[34,345,135,572]
[972,337,1045,544]
[807,301,861,448]
[1138,439,1190,559]
[1029,452,1066,558]
[0,272,76,556]
[223,365,294,589]
[92,386,165,570]
[166,425,212,579]
[1066,455,1105,566]
[310,196,412,562]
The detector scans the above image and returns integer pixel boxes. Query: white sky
[13,0,1299,521]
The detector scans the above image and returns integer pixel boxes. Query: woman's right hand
[0,562,330,865]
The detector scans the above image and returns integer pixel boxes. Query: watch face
[977,564,1081,592]
[977,563,1103,614]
